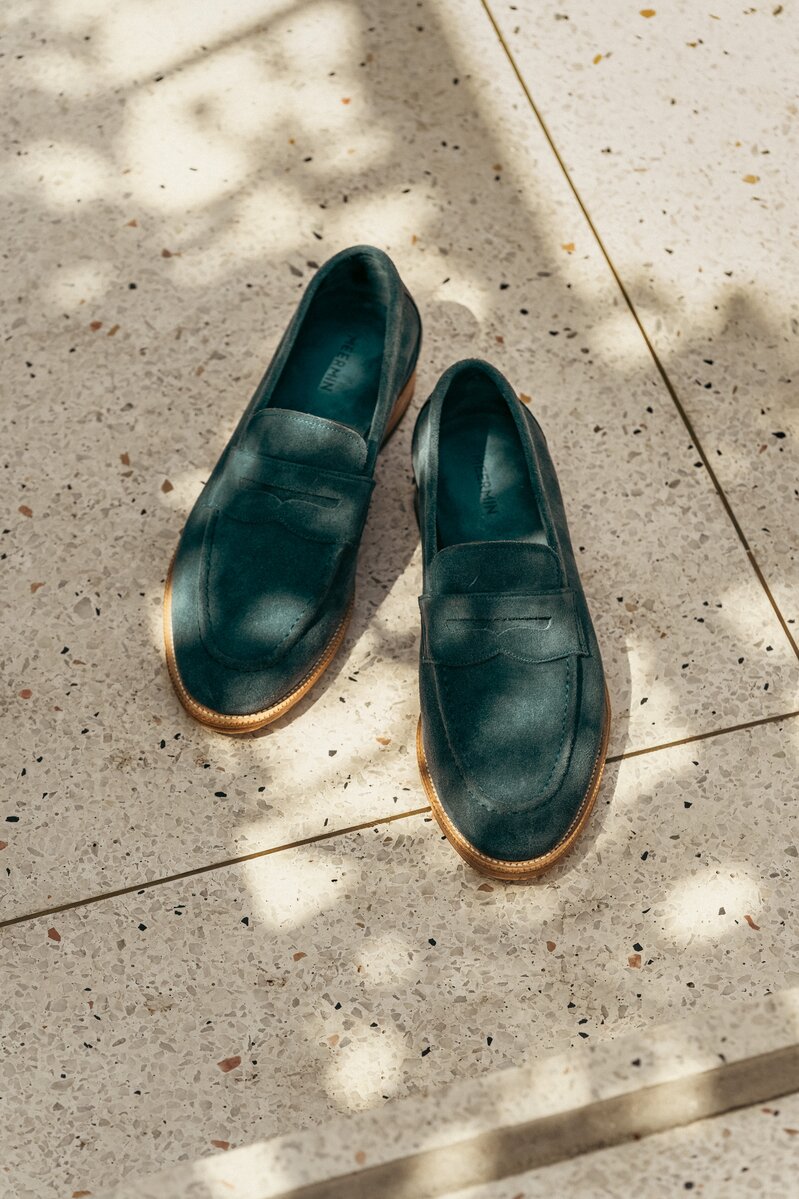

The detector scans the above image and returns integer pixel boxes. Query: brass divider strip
[0,806,431,932]
[606,707,799,764]
[2,707,797,931]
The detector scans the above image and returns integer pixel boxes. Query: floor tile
[103,987,799,1199]
[2,718,796,1198]
[2,0,796,919]
[449,1091,799,1198]
[489,0,799,635]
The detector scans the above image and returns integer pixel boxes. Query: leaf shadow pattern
[0,0,797,1196]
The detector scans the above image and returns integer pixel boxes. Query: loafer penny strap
[203,446,374,544]
[420,590,588,666]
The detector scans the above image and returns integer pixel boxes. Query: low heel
[382,369,417,444]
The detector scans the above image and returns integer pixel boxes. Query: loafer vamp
[170,506,355,716]
[201,509,347,668]
[431,654,578,811]
[423,653,606,862]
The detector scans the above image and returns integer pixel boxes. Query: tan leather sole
[163,370,417,735]
[416,689,611,881]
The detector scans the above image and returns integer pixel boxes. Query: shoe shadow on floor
[4,0,796,1192]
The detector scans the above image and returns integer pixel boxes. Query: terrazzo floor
[447,1091,799,1199]
[1,0,797,1196]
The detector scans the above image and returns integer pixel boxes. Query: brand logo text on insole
[319,336,358,392]
[473,456,498,515]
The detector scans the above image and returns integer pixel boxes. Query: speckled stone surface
[490,0,799,635]
[2,719,797,1198]
[2,0,797,923]
[2,2,799,1196]
[448,1091,799,1198]
[99,986,799,1199]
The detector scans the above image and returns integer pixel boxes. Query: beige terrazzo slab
[489,0,799,636]
[2,718,797,1198]
[1,0,797,919]
[99,987,799,1199]
[448,1090,799,1198]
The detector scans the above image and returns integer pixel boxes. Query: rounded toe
[167,574,350,726]
[422,692,609,871]
[453,775,595,865]
[170,633,288,721]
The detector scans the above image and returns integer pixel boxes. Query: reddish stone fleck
[217,1055,241,1073]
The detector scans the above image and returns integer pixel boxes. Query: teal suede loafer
[165,245,421,733]
[413,360,609,879]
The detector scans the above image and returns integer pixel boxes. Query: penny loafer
[165,245,422,733]
[412,359,609,879]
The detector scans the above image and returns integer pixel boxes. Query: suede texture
[170,245,421,716]
[412,360,608,863]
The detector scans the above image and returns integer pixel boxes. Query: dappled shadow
[1,0,797,1196]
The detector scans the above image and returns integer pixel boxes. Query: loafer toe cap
[423,690,608,865]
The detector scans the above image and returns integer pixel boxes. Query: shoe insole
[437,399,547,547]
[270,291,386,439]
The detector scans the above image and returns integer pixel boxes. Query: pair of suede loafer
[165,246,610,880]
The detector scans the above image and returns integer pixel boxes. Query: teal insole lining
[270,292,386,438]
[437,401,547,548]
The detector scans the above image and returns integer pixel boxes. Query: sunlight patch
[6,141,109,207]
[240,848,343,930]
[664,867,761,942]
[323,1022,407,1109]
